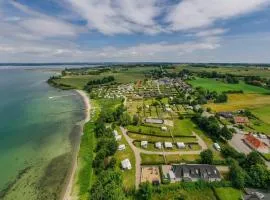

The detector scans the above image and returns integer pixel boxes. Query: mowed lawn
[189,78,270,94]
[206,93,270,112]
[173,119,199,136]
[214,187,242,200]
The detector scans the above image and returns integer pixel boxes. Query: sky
[0,0,270,63]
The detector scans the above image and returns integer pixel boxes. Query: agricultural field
[214,187,242,200]
[206,93,270,111]
[189,77,270,94]
[174,65,270,78]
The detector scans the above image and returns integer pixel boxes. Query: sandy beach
[61,90,91,200]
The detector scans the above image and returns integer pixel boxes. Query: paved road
[120,127,208,188]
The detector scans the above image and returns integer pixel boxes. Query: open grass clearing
[173,119,198,136]
[152,184,216,200]
[127,125,171,137]
[141,153,165,165]
[189,78,269,94]
[165,154,200,164]
[214,187,242,200]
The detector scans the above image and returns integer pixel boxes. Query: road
[120,127,207,188]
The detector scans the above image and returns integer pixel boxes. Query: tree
[91,170,125,200]
[200,149,213,164]
[220,126,233,140]
[119,113,132,126]
[137,182,152,200]
[133,114,140,125]
[229,160,246,189]
[243,151,265,169]
[247,164,270,188]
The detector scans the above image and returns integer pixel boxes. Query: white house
[161,126,167,131]
[121,159,132,170]
[155,142,162,149]
[176,142,185,149]
[141,141,148,148]
[118,144,126,151]
[164,142,173,149]
[214,143,221,151]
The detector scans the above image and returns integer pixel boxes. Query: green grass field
[173,119,198,136]
[214,187,242,200]
[54,67,150,89]
[173,65,270,78]
[189,78,269,94]
[152,184,216,200]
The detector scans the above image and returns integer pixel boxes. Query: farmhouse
[243,134,269,153]
[121,159,132,170]
[234,116,249,124]
[162,164,221,183]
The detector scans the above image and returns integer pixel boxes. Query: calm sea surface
[0,69,84,199]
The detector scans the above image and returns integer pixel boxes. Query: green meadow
[189,78,269,94]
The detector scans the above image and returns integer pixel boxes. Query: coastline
[61,89,91,200]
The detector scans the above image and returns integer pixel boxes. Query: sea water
[0,69,85,200]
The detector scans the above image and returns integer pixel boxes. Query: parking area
[229,133,252,155]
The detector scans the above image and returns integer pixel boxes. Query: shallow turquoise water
[0,69,84,199]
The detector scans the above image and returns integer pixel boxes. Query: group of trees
[193,115,233,141]
[86,76,115,86]
[194,87,228,104]
[244,75,270,88]
[197,71,239,84]
[91,106,127,199]
[221,146,270,189]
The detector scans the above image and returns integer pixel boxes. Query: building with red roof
[234,116,249,124]
[243,134,269,153]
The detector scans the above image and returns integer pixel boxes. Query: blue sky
[1,0,270,63]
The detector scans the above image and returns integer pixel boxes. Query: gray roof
[172,164,221,181]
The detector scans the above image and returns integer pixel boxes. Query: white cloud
[166,0,270,31]
[3,1,82,39]
[194,28,229,37]
[64,0,162,35]
[0,37,220,62]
